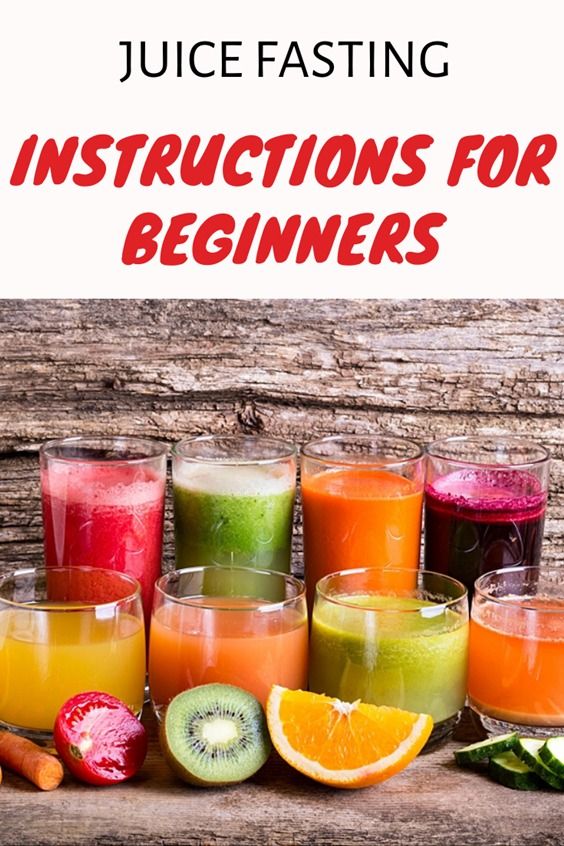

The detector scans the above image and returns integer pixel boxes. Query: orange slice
[266,686,433,788]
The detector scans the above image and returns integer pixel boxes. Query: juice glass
[0,566,146,740]
[424,435,549,596]
[172,435,297,575]
[149,566,308,715]
[301,435,425,608]
[468,566,564,735]
[40,435,167,627]
[310,568,469,746]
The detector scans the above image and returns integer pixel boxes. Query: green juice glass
[172,435,297,576]
[310,568,469,747]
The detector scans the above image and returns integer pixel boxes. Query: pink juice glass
[40,436,167,627]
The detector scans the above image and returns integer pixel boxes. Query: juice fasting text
[119,40,449,82]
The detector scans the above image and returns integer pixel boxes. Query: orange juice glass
[301,435,425,608]
[0,567,146,741]
[149,566,308,715]
[468,566,564,735]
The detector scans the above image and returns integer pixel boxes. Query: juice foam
[173,462,295,496]
[427,468,546,521]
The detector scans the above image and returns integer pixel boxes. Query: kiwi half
[161,684,272,787]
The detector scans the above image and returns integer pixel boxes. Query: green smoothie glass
[310,568,469,747]
[172,435,297,575]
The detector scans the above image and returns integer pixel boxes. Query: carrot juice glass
[0,567,145,741]
[301,435,425,608]
[40,436,167,627]
[149,566,308,715]
[310,568,469,746]
[468,567,564,736]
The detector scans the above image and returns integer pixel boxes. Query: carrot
[0,731,64,790]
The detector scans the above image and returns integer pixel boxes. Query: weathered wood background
[0,298,563,575]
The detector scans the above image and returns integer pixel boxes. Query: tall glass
[469,566,564,736]
[301,435,425,608]
[172,435,297,574]
[40,436,167,627]
[424,436,549,596]
[310,568,469,746]
[149,566,308,715]
[0,566,145,740]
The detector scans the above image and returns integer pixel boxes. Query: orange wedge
[266,686,433,788]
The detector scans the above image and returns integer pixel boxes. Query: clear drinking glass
[310,567,469,746]
[468,566,564,736]
[424,435,549,596]
[172,435,297,573]
[149,566,308,716]
[0,566,146,741]
[301,435,425,608]
[40,435,167,627]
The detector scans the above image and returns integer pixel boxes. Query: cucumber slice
[489,751,541,790]
[539,737,564,778]
[515,738,564,790]
[454,732,518,766]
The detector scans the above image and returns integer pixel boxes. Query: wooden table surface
[1,709,563,846]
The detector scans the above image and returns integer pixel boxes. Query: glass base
[422,714,459,752]
[472,708,564,738]
[152,700,165,722]
[0,718,54,747]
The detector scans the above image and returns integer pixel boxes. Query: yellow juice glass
[0,567,146,740]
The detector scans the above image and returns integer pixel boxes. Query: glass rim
[301,434,424,469]
[315,566,467,612]
[426,435,550,469]
[0,566,142,612]
[474,566,564,613]
[154,565,305,611]
[40,435,169,465]
[172,434,297,465]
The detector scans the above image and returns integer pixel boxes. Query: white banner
[0,0,561,297]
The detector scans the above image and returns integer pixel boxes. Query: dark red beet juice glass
[424,436,549,596]
[40,436,167,628]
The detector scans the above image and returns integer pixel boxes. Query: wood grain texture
[0,299,563,572]
[0,710,563,846]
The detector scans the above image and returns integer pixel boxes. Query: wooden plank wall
[0,299,562,575]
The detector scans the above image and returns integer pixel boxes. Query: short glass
[40,435,167,627]
[149,566,308,716]
[172,435,297,574]
[0,566,146,740]
[301,435,425,608]
[468,566,564,736]
[424,435,549,596]
[309,568,469,746]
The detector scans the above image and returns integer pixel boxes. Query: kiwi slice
[160,684,272,787]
